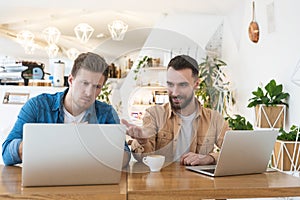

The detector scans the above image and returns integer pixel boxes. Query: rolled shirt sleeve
[2,139,22,165]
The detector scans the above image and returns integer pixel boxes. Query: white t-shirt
[174,111,196,161]
[63,106,86,123]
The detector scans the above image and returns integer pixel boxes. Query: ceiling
[0,0,242,60]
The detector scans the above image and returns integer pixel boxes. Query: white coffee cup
[142,155,165,172]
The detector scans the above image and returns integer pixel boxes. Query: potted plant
[97,82,112,104]
[272,125,300,171]
[133,55,150,81]
[225,114,253,130]
[247,79,289,129]
[195,56,233,114]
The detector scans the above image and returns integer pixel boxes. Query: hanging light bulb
[16,30,35,46]
[66,48,80,60]
[23,41,36,54]
[42,26,61,44]
[108,20,128,41]
[74,23,94,43]
[16,30,36,54]
[45,44,59,58]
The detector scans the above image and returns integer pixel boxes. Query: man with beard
[2,52,131,167]
[122,55,230,166]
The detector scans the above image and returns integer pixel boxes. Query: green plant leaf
[247,79,289,108]
[277,125,300,141]
[196,56,233,113]
[252,87,264,98]
[132,55,151,81]
[97,82,112,104]
[225,114,253,130]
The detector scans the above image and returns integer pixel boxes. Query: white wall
[0,86,66,164]
[119,27,207,121]
[228,0,300,129]
[2,0,299,130]
[145,0,300,130]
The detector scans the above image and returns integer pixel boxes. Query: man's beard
[169,93,194,112]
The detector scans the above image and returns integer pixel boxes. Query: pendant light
[66,48,80,60]
[42,26,61,44]
[17,30,34,45]
[74,23,94,43]
[108,20,128,41]
[16,30,36,54]
[45,44,59,58]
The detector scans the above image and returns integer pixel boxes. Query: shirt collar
[167,98,203,119]
[82,103,98,123]
[55,88,97,123]
[53,88,68,112]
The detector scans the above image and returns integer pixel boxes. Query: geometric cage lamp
[108,20,128,41]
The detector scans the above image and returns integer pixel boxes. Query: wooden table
[0,165,127,200]
[127,162,300,200]
[2,163,300,200]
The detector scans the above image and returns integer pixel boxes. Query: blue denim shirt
[2,88,130,165]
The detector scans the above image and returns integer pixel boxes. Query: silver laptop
[186,130,278,177]
[22,123,126,187]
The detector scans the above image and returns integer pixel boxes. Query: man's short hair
[71,52,109,81]
[167,55,199,78]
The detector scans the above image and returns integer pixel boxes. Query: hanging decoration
[74,23,94,43]
[66,48,80,60]
[291,58,300,87]
[16,30,36,54]
[16,30,34,45]
[108,20,128,41]
[45,44,59,58]
[23,41,36,55]
[248,1,260,43]
[42,26,61,45]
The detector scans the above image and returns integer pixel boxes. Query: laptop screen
[22,123,126,186]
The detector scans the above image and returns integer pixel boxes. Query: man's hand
[18,141,23,161]
[180,152,214,166]
[121,119,148,144]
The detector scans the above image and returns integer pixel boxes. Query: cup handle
[142,157,148,166]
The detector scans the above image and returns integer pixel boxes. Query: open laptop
[186,129,278,177]
[22,123,126,187]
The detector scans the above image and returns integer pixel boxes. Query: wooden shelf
[141,66,166,71]
[136,85,166,89]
